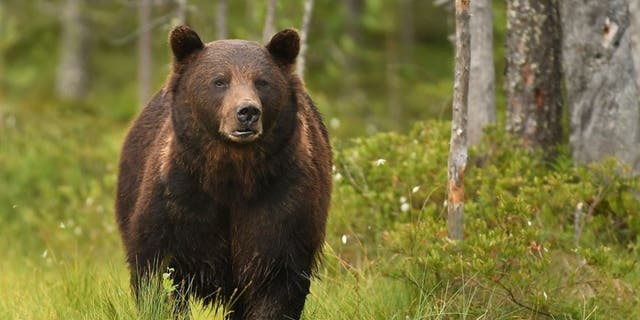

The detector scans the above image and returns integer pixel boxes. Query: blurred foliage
[0,0,506,135]
[1,0,639,319]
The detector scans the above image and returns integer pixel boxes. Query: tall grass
[1,103,638,319]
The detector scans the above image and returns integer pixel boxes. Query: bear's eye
[255,79,269,88]
[213,79,228,88]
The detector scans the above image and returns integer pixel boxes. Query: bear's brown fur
[115,25,331,319]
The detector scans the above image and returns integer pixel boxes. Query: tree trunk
[0,2,5,98]
[628,0,640,88]
[447,0,470,241]
[344,0,363,94]
[399,0,414,58]
[138,0,152,108]
[297,0,314,79]
[468,0,496,146]
[561,0,640,171]
[262,0,277,42]
[176,0,187,25]
[505,0,563,152]
[216,0,228,39]
[386,28,401,127]
[56,0,89,101]
[346,0,363,44]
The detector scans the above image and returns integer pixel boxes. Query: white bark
[216,0,228,39]
[468,0,496,146]
[447,0,470,241]
[176,0,187,25]
[56,0,89,101]
[138,0,152,108]
[262,0,277,43]
[297,0,314,79]
[561,0,640,171]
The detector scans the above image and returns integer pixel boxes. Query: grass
[1,99,639,319]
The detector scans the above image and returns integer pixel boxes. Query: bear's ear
[169,25,204,63]
[266,29,300,66]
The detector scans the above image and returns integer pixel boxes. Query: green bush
[329,121,640,319]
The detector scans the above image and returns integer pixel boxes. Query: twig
[574,186,608,247]
[340,163,367,196]
[109,13,174,46]
[494,279,555,319]
[586,186,607,218]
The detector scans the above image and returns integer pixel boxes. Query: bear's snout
[236,104,261,126]
[222,97,263,143]
[229,103,263,142]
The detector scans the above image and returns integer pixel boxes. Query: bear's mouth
[232,128,255,136]
[228,128,262,143]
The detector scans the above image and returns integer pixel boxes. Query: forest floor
[1,101,639,320]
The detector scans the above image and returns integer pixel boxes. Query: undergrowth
[0,105,638,319]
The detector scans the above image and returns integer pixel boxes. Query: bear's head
[167,26,300,145]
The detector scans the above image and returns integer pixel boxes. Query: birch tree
[468,0,495,146]
[561,0,640,171]
[176,0,187,25]
[138,0,152,108]
[447,0,470,241]
[216,0,228,39]
[297,0,314,78]
[56,0,89,101]
[505,0,562,152]
[262,0,277,42]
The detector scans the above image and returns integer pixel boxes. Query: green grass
[1,101,638,319]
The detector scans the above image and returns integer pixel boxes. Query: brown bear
[115,25,331,320]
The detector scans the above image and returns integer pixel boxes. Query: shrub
[329,121,640,319]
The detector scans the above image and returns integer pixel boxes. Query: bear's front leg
[229,263,311,320]
[229,206,321,320]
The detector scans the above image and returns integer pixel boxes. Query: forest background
[1,0,639,319]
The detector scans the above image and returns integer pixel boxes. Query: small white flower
[341,235,347,244]
[12,204,18,209]
[59,222,66,229]
[330,118,341,129]
[6,115,16,128]
[527,220,532,226]
[41,250,48,258]
[399,196,407,204]
[334,173,343,181]
[374,159,386,166]
[401,203,411,213]
[412,186,420,193]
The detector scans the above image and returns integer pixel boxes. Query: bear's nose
[236,104,262,125]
